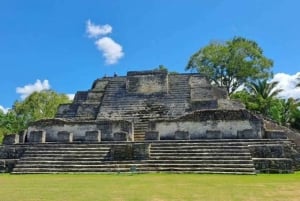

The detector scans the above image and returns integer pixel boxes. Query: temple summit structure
[1,70,300,174]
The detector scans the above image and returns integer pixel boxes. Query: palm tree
[246,79,282,116]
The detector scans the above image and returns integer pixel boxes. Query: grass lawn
[1,173,300,201]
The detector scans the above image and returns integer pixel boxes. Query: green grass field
[1,173,300,201]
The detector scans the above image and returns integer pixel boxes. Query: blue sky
[1,0,300,112]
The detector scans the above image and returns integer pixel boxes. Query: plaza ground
[1,173,300,201]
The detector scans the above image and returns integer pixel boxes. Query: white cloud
[95,37,124,65]
[271,72,300,99]
[86,19,112,38]
[0,105,9,114]
[86,19,124,65]
[16,80,51,100]
[67,94,75,101]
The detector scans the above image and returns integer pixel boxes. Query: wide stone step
[24,150,109,154]
[12,167,255,174]
[22,154,107,158]
[150,155,252,160]
[18,157,108,161]
[150,152,251,156]
[151,147,249,153]
[14,163,255,169]
[16,159,254,165]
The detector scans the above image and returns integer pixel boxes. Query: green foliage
[231,81,300,129]
[186,36,273,94]
[246,79,282,116]
[0,90,71,142]
[13,90,70,122]
[290,109,300,129]
[269,98,300,126]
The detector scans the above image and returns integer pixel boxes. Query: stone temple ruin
[1,70,300,174]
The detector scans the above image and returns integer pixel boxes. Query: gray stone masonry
[237,129,257,139]
[265,130,287,139]
[57,131,73,143]
[113,132,128,141]
[2,134,19,145]
[206,130,221,139]
[145,131,160,141]
[85,130,101,142]
[29,131,46,143]
[109,143,150,161]
[174,130,190,140]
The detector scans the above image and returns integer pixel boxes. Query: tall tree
[13,90,71,123]
[0,90,71,142]
[186,37,273,95]
[246,79,282,116]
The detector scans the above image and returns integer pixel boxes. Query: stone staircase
[134,121,149,141]
[11,139,294,174]
[146,141,255,174]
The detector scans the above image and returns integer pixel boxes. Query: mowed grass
[1,173,300,201]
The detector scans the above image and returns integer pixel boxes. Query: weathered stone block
[145,131,159,141]
[253,158,293,173]
[29,131,46,143]
[0,159,18,173]
[248,145,285,158]
[109,144,150,161]
[113,132,128,141]
[191,100,218,110]
[110,145,133,160]
[2,134,19,145]
[237,129,256,139]
[174,130,190,140]
[18,130,27,144]
[160,133,175,140]
[57,131,73,143]
[206,130,221,139]
[127,70,168,94]
[85,130,101,142]
[133,143,150,160]
[265,130,287,139]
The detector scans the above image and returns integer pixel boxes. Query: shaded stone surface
[237,129,256,139]
[265,130,287,139]
[145,131,160,141]
[109,143,150,160]
[57,131,73,143]
[85,130,101,142]
[113,132,128,141]
[248,145,285,158]
[253,158,293,173]
[206,130,221,139]
[174,131,190,140]
[2,134,19,145]
[28,131,46,143]
[0,159,18,173]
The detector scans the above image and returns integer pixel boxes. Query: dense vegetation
[0,90,70,142]
[187,36,300,130]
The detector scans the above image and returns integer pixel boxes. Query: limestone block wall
[126,70,168,94]
[151,110,263,140]
[154,120,262,140]
[27,119,132,142]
